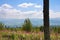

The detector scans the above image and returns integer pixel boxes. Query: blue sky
[0,0,60,11]
[0,0,43,5]
[0,0,43,11]
[50,0,60,12]
[0,0,60,19]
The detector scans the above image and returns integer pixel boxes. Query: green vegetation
[0,18,60,40]
[22,18,32,32]
[0,22,5,30]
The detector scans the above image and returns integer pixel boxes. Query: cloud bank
[0,4,60,19]
[18,3,42,8]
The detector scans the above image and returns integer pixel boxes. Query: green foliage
[51,26,60,33]
[22,18,32,32]
[32,27,40,32]
[11,34,18,40]
[0,22,5,30]
[53,27,58,32]
[40,26,44,32]
[57,27,60,33]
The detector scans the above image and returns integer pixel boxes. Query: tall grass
[0,31,60,40]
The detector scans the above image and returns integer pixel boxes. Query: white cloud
[18,3,34,8]
[18,3,42,8]
[0,4,60,19]
[1,4,13,8]
[34,5,42,8]
[49,10,60,18]
[0,6,43,19]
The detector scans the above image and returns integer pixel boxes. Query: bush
[11,34,18,40]
[22,18,32,32]
[0,22,5,30]
[40,26,44,32]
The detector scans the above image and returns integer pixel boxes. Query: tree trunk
[43,0,50,40]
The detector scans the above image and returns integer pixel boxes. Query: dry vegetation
[0,19,60,40]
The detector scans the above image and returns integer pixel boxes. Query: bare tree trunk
[43,0,50,40]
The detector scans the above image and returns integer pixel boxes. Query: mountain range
[0,18,60,27]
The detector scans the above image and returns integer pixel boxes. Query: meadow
[0,19,60,40]
[0,29,60,40]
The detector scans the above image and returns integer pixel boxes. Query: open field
[0,30,60,40]
[0,19,60,40]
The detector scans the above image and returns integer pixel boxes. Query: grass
[0,30,60,40]
[0,19,60,40]
[0,30,43,40]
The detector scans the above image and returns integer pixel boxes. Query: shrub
[40,26,44,32]
[0,22,5,30]
[22,18,32,32]
[11,34,18,40]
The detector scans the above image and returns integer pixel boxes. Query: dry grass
[0,30,60,40]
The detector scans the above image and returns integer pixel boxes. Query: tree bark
[43,0,50,40]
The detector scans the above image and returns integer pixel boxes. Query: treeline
[0,18,60,33]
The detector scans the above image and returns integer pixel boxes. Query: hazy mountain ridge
[0,18,60,27]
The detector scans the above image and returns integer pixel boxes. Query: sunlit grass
[0,31,60,40]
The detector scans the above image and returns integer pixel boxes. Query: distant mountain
[50,18,60,26]
[0,18,60,27]
[0,19,24,27]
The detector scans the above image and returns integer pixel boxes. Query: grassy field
[0,30,60,40]
[0,19,60,40]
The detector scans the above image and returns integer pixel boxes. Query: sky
[0,0,60,19]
